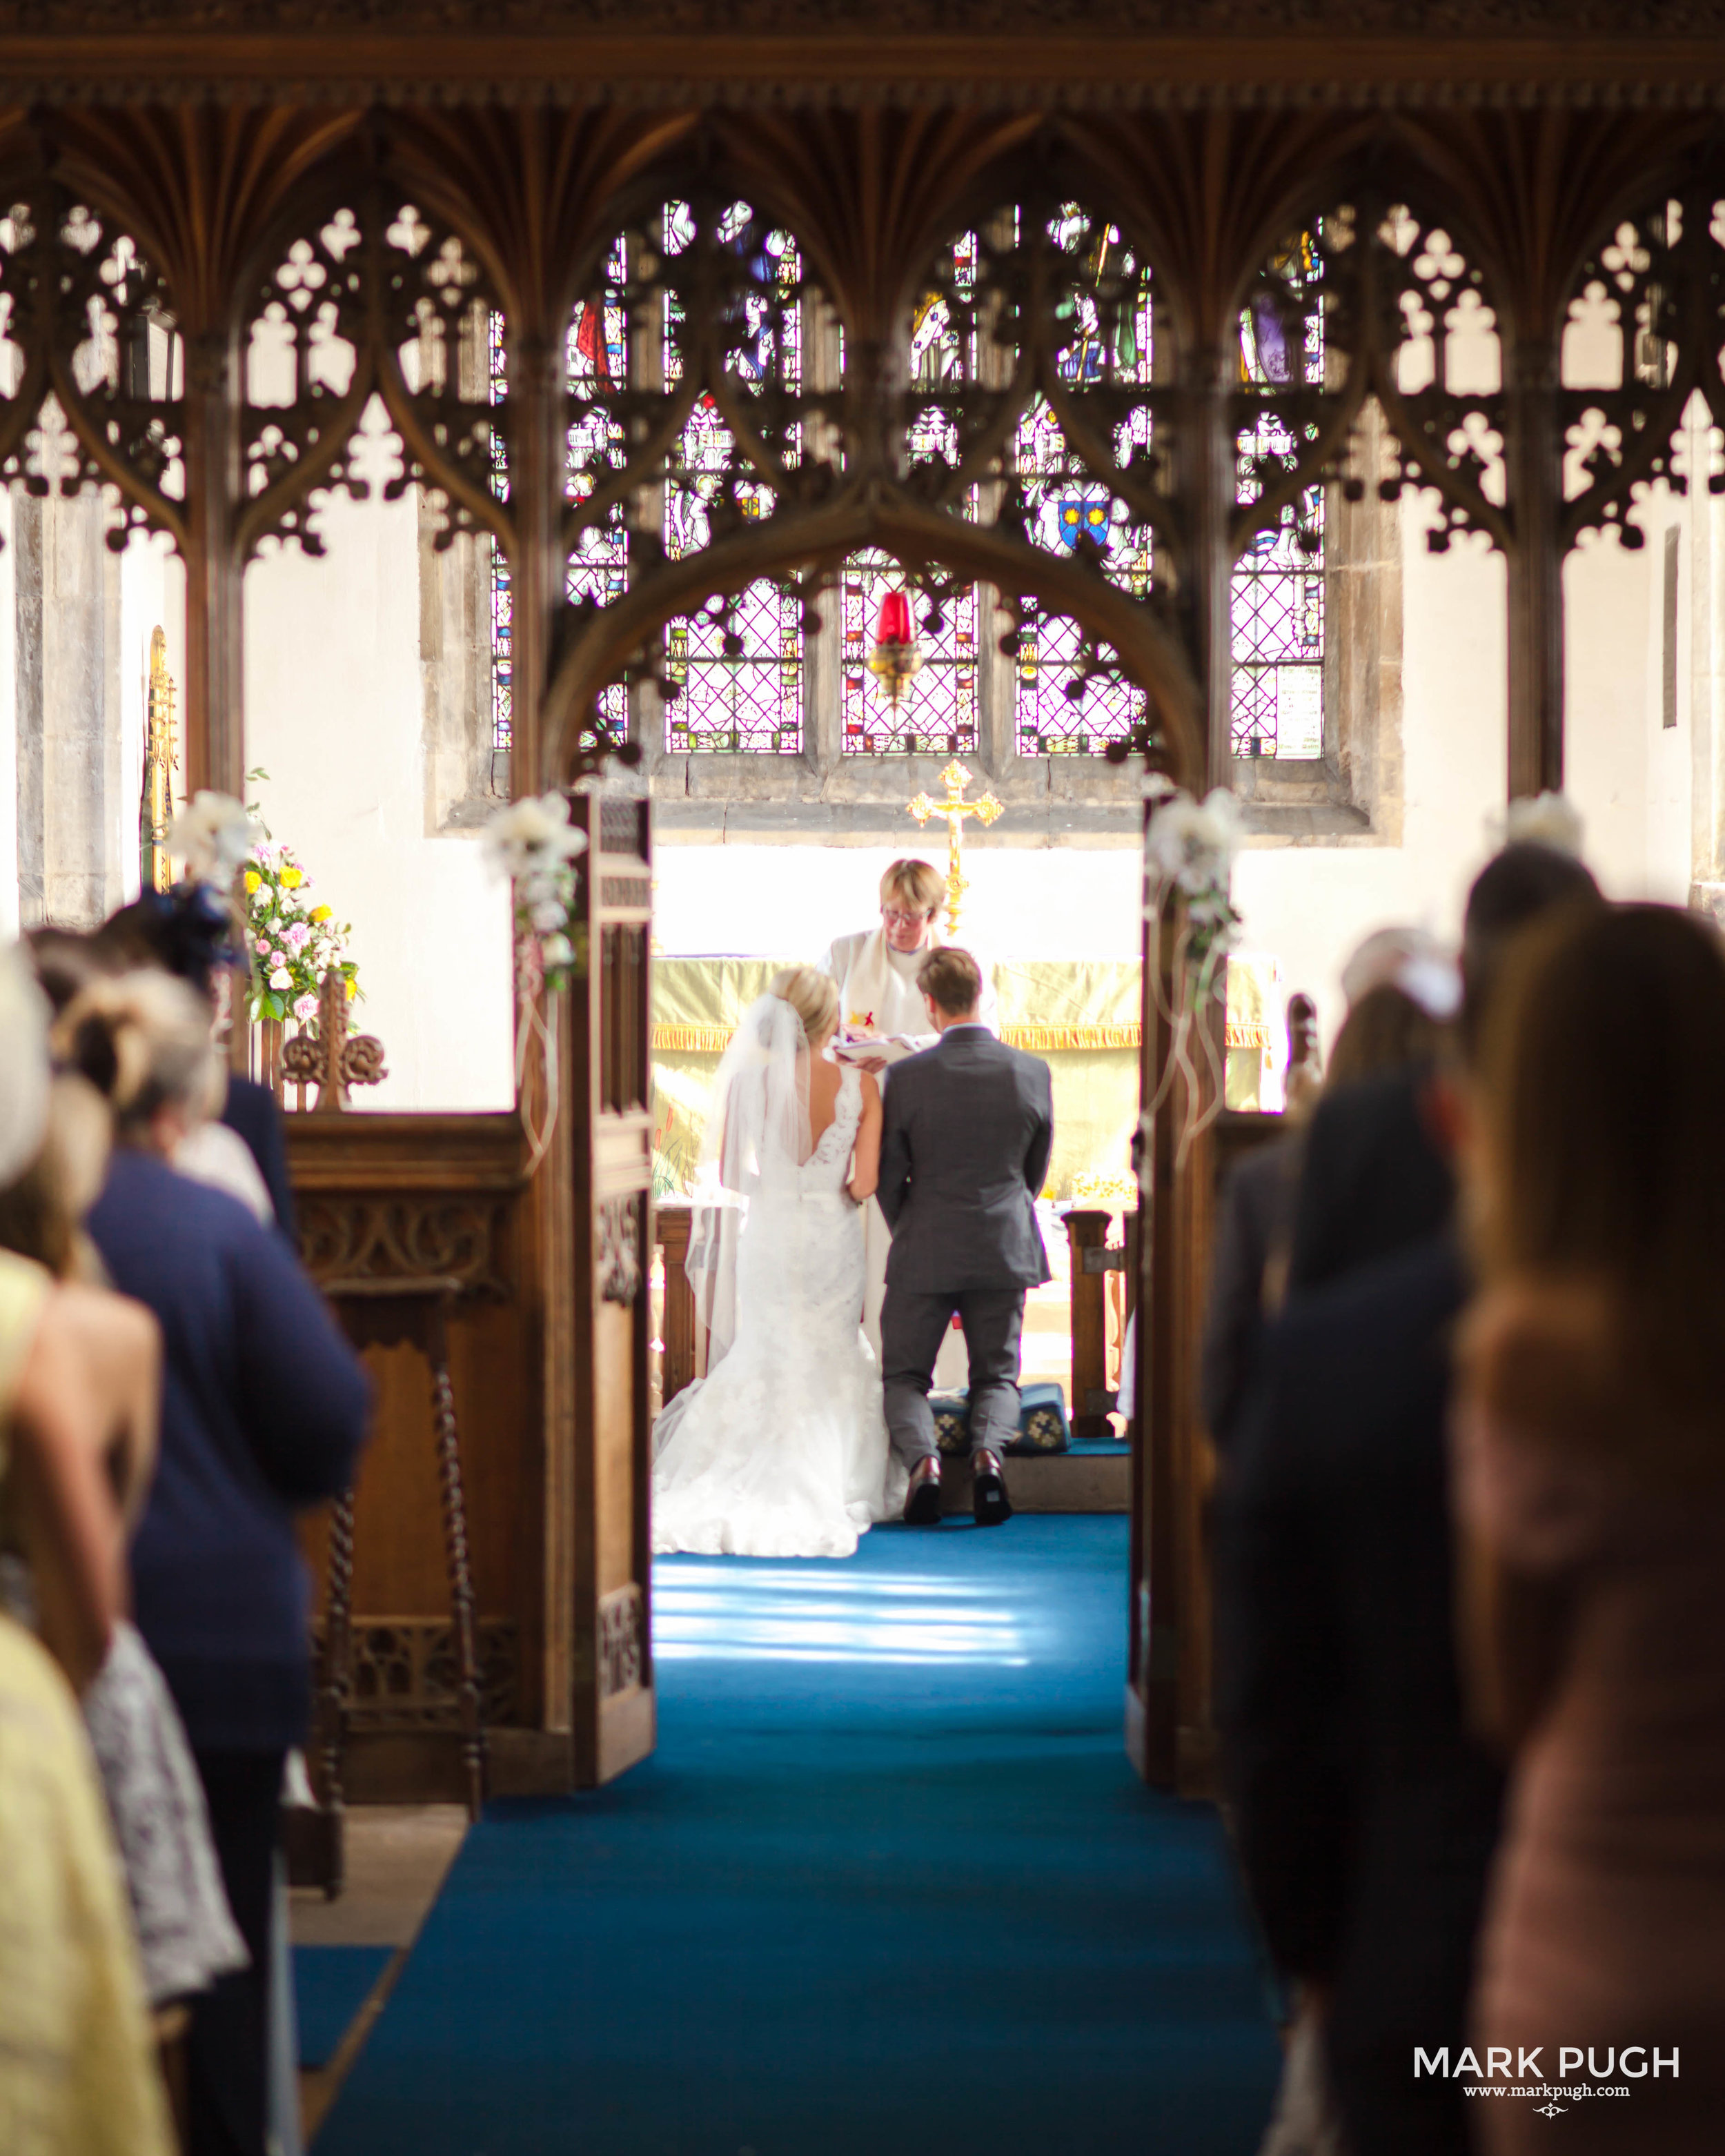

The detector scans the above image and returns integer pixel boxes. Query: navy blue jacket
[221,1074,296,1238]
[88,1149,371,1750]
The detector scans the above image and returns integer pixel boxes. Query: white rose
[541,933,573,968]
[269,967,293,991]
[482,793,589,881]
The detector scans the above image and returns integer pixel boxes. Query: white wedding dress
[652,1059,905,1559]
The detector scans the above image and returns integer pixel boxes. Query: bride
[651,966,907,1558]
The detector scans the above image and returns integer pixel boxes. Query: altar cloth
[650,954,1278,1199]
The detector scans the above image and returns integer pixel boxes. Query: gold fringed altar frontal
[650,956,1279,1056]
[651,1020,1148,1052]
[650,953,1283,1198]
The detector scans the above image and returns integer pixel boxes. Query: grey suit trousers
[880,1284,1025,1467]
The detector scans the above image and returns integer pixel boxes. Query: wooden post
[1063,1208,1120,1436]
[1506,339,1565,799]
[655,1203,697,1407]
[179,330,245,803]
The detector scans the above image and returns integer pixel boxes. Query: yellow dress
[0,1249,174,2156]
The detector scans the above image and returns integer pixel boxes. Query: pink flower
[270,949,287,968]
[292,993,319,1022]
[255,936,270,953]
[285,921,312,951]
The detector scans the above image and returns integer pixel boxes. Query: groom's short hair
[918,946,983,1016]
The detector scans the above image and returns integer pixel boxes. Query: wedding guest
[92,889,293,1230]
[62,969,371,2156]
[1456,902,1725,2154]
[0,945,175,2156]
[1202,967,1450,1456]
[0,1056,248,2030]
[1216,838,1601,2156]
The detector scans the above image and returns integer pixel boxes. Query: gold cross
[907,760,1004,937]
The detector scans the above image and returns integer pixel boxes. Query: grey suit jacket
[876,1027,1054,1292]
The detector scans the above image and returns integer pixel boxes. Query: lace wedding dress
[652,1060,905,1559]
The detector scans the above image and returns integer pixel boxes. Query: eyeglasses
[881,907,933,927]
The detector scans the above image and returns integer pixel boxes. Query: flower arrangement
[483,792,589,993]
[1144,786,1244,987]
[1143,785,1245,1167]
[239,842,359,1029]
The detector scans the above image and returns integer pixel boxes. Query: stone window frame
[420,277,1406,849]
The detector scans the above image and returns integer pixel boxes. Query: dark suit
[1199,1131,1303,1456]
[1215,1236,1504,2156]
[1286,1065,1454,1296]
[876,1025,1053,1465]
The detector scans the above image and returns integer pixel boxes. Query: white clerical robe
[817,928,998,1390]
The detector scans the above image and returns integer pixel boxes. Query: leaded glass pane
[567,235,629,746]
[1012,208,1154,757]
[661,204,804,753]
[1232,230,1326,760]
[842,554,977,755]
[487,308,512,755]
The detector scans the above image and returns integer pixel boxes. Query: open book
[830,1032,936,1068]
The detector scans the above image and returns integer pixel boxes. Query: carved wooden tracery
[3,95,1724,801]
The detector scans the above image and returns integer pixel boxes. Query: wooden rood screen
[12,12,1725,1797]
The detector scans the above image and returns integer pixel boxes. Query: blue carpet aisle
[313,1517,1280,2156]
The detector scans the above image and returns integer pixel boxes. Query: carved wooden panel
[315,1616,520,1728]
[598,1193,642,1306]
[597,1583,644,1701]
[298,1195,511,1295]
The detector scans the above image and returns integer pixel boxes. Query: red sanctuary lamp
[866,589,923,706]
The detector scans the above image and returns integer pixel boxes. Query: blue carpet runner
[313,1517,1279,2155]
[295,1944,395,2068]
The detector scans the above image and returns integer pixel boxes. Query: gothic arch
[540,492,1203,789]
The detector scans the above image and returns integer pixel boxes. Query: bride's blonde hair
[769,965,839,1048]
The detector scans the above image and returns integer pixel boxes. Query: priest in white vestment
[818,859,998,1389]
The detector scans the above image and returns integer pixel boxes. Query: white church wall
[652,841,1144,966]
[243,447,514,1113]
[1232,512,1510,1060]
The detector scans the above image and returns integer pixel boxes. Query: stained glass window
[841,244,979,755]
[566,235,630,746]
[842,555,977,754]
[1232,231,1326,760]
[1012,206,1155,756]
[488,308,512,755]
[661,203,805,753]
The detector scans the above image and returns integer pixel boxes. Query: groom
[877,946,1054,1526]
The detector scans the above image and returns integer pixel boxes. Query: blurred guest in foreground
[62,968,371,2156]
[1456,902,1725,2154]
[1216,835,1600,2156]
[1201,939,1455,1458]
[0,945,175,2156]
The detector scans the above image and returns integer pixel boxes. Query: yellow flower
[244,869,261,894]
[345,980,357,1000]
[310,904,331,923]
[281,867,303,889]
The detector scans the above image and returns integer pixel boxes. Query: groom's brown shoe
[971,1447,1012,1526]
[904,1456,944,1525]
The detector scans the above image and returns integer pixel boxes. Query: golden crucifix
[907,760,1004,936]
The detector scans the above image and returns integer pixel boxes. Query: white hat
[0,942,51,1187]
